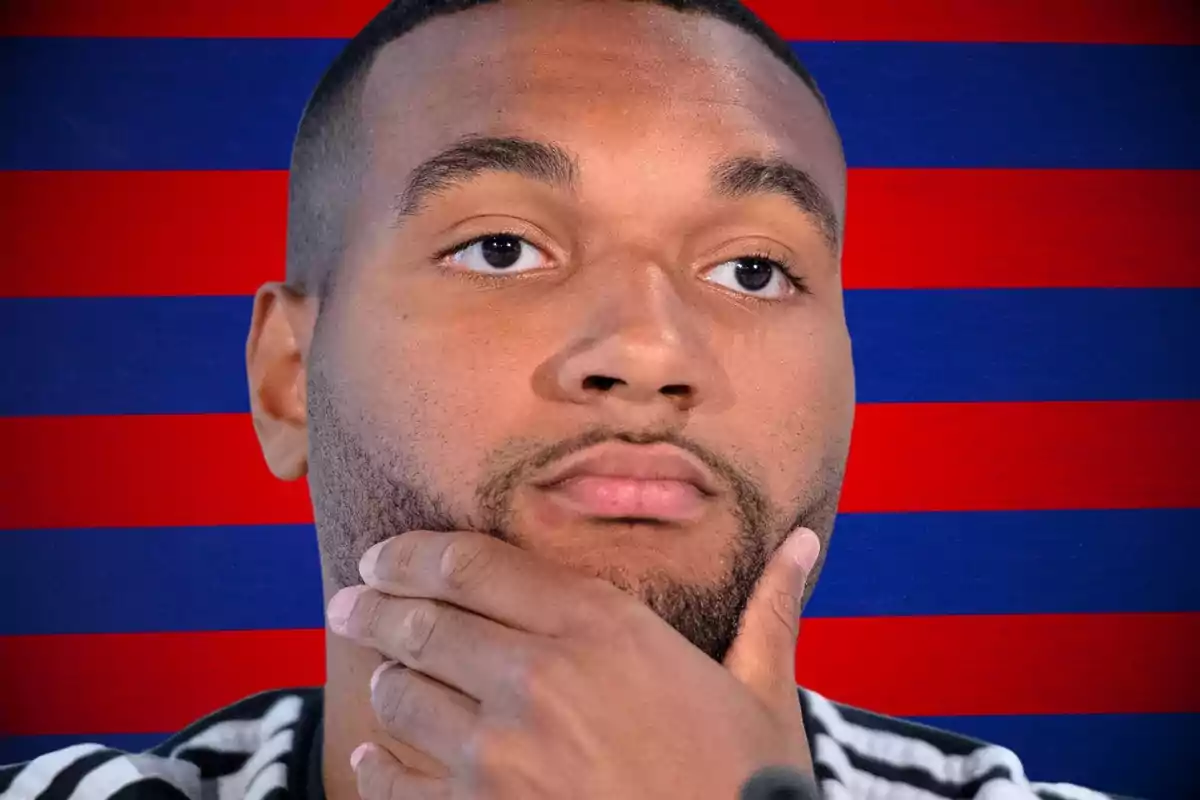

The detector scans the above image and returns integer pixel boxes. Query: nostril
[582,374,622,392]
[661,384,691,397]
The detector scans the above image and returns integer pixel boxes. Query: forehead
[358,0,845,217]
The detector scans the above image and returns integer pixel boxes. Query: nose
[544,268,725,414]
[557,336,702,410]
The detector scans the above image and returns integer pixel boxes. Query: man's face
[297,0,852,662]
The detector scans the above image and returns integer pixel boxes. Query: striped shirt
[0,686,1130,800]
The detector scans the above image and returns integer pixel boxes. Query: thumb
[724,528,821,710]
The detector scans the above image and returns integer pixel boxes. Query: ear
[246,282,316,481]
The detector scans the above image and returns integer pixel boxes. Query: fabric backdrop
[1,2,1197,798]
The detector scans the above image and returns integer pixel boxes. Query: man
[0,1,1130,799]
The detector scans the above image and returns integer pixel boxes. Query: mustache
[476,426,769,535]
[521,428,738,483]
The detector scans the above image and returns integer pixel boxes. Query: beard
[306,359,841,664]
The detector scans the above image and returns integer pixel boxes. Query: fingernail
[327,585,366,632]
[359,542,382,581]
[350,742,371,770]
[792,529,821,575]
[370,660,397,694]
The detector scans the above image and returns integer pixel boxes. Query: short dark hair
[285,0,830,296]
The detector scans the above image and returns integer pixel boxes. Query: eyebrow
[710,156,841,251]
[395,135,578,217]
[395,135,840,251]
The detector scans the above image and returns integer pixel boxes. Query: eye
[446,234,548,274]
[703,256,800,299]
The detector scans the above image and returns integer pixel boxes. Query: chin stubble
[306,363,840,663]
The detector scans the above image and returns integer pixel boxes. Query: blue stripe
[2,510,1196,636]
[914,713,1200,800]
[1,39,1196,170]
[813,509,1200,618]
[1,290,1196,415]
[797,42,1200,169]
[3,714,1195,799]
[849,288,1200,404]
[0,525,325,636]
[0,733,168,766]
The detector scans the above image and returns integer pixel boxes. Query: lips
[530,443,719,522]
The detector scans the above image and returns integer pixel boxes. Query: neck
[321,590,446,800]
[316,581,814,799]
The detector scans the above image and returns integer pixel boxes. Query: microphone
[739,766,821,800]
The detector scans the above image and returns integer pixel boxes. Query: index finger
[358,530,613,635]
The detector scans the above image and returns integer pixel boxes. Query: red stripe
[842,170,1200,289]
[749,0,1200,44]
[2,0,1196,43]
[0,630,326,736]
[3,170,1197,297]
[839,401,1200,513]
[0,414,313,530]
[2,613,1195,736]
[1,402,1196,531]
[796,612,1200,717]
[0,171,287,298]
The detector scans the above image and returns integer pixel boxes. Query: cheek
[720,321,854,502]
[335,295,542,491]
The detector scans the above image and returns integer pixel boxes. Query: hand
[327,527,821,799]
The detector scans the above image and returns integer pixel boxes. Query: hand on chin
[327,527,821,799]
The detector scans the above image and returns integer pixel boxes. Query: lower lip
[538,476,709,522]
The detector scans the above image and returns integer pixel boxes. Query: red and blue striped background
[1,2,1198,797]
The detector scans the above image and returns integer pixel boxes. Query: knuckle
[382,765,411,800]
[437,537,492,591]
[770,588,800,630]
[400,602,440,661]
[355,743,436,800]
[349,591,385,640]
[372,534,423,583]
[507,645,568,711]
[372,667,419,729]
[356,753,394,800]
[464,722,513,780]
